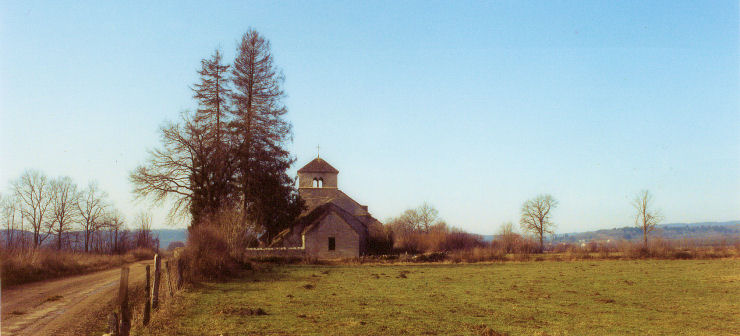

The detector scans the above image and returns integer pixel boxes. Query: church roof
[301,203,366,237]
[297,157,339,174]
[268,202,367,247]
[299,188,368,216]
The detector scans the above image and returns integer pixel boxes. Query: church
[268,156,383,258]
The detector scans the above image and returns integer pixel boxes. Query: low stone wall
[243,247,306,258]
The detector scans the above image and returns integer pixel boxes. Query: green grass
[139,259,740,335]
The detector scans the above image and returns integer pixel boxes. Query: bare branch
[519,194,558,252]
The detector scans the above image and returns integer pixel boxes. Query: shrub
[513,236,540,254]
[180,224,238,282]
[447,247,507,263]
[411,252,447,262]
[366,222,394,255]
[391,227,486,254]
[0,249,131,287]
[672,250,694,259]
[167,241,186,251]
[129,247,156,260]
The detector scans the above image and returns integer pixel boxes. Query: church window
[328,237,335,251]
[312,177,324,188]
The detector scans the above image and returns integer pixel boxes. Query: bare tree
[632,190,663,249]
[50,176,80,250]
[102,209,126,253]
[130,113,207,221]
[497,221,519,253]
[12,170,53,248]
[388,202,442,234]
[519,194,558,252]
[77,182,108,252]
[135,211,155,249]
[1,192,21,249]
[416,202,439,233]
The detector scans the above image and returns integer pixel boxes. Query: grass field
[139,259,740,335]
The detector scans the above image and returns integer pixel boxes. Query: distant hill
[154,228,187,249]
[481,221,740,242]
[555,221,740,243]
[5,221,737,249]
[0,228,188,250]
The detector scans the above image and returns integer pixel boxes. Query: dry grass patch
[0,248,156,287]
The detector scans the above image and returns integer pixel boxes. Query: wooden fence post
[143,265,151,325]
[152,254,161,310]
[176,257,184,289]
[165,260,174,297]
[108,312,119,336]
[118,266,131,336]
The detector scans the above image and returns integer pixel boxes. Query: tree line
[1,169,157,253]
[385,190,663,254]
[129,29,302,245]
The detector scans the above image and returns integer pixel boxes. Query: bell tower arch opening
[312,177,324,188]
[298,156,339,189]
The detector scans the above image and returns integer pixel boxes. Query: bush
[672,250,694,259]
[167,241,186,251]
[411,252,447,262]
[129,247,156,260]
[391,228,486,254]
[180,224,238,282]
[447,247,507,263]
[366,222,394,255]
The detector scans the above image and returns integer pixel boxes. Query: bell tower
[297,156,339,189]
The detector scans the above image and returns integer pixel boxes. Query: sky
[1,1,738,234]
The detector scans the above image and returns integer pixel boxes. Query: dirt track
[1,260,151,336]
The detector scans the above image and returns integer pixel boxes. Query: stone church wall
[305,212,360,258]
[243,247,306,258]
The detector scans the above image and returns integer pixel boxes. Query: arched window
[313,177,324,188]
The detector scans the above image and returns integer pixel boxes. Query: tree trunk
[643,227,648,249]
[539,234,544,253]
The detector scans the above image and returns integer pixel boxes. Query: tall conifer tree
[192,49,230,146]
[190,49,235,224]
[230,29,303,240]
[132,30,303,238]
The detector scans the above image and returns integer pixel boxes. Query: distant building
[269,156,382,258]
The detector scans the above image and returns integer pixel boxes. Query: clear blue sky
[1,1,738,234]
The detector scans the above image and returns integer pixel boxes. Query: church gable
[304,211,360,258]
